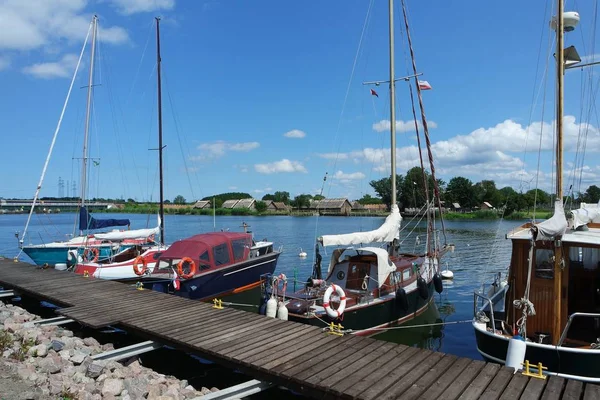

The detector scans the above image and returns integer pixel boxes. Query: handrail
[473,292,496,332]
[558,312,600,347]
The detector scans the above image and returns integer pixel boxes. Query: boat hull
[287,280,435,336]
[22,244,128,267]
[474,322,600,382]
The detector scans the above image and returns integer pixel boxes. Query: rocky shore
[0,301,219,399]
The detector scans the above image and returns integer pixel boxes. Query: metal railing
[473,292,496,332]
[558,312,600,347]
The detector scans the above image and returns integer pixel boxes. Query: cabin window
[402,269,411,282]
[535,248,554,279]
[213,243,230,266]
[568,246,600,270]
[231,239,247,262]
[198,251,210,271]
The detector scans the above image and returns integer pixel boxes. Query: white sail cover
[320,204,402,247]
[531,200,568,241]
[328,247,396,288]
[571,202,600,230]
[94,226,159,241]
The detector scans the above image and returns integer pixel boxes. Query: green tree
[584,185,600,203]
[313,194,325,201]
[498,186,519,214]
[474,180,502,207]
[291,194,312,209]
[446,177,475,208]
[255,201,267,213]
[357,194,383,205]
[127,198,136,203]
[369,174,404,208]
[173,195,186,204]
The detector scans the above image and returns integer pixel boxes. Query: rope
[347,319,473,335]
[220,301,259,309]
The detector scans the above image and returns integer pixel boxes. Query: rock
[102,394,117,400]
[86,361,105,378]
[16,365,35,380]
[155,397,175,400]
[70,350,87,365]
[2,349,13,358]
[50,339,65,352]
[101,378,124,396]
[59,349,72,360]
[101,342,114,351]
[148,385,162,398]
[179,379,188,389]
[48,375,66,395]
[121,395,131,400]
[61,336,76,350]
[96,373,108,382]
[34,343,48,357]
[83,337,100,347]
[111,368,125,379]
[210,387,219,392]
[201,387,212,395]
[123,376,150,399]
[105,360,121,372]
[58,328,74,338]
[37,355,63,374]
[126,360,143,376]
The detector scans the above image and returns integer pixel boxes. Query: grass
[444,210,499,220]
[0,330,12,352]
[11,338,35,361]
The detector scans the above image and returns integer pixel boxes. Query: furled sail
[93,226,159,241]
[79,207,130,231]
[531,200,568,241]
[320,204,401,247]
[571,202,600,230]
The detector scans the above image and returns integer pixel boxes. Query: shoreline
[0,301,219,399]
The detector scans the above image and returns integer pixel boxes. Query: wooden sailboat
[473,2,600,382]
[18,16,157,268]
[273,0,453,335]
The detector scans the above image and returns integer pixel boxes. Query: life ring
[83,247,99,263]
[133,256,148,276]
[177,257,197,279]
[323,284,346,319]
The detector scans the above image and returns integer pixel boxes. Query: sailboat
[74,17,168,281]
[274,0,453,335]
[18,16,159,268]
[473,3,600,382]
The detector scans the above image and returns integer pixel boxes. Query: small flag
[173,277,180,290]
[418,80,432,90]
[93,160,100,166]
[370,88,379,97]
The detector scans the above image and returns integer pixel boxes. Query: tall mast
[80,15,98,222]
[552,0,565,346]
[156,17,165,245]
[388,0,397,208]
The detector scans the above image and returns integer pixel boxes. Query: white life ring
[323,284,346,319]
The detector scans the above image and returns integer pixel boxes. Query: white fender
[266,297,277,318]
[277,301,288,320]
[323,284,347,319]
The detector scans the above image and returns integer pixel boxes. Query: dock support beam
[91,340,162,361]
[34,316,75,326]
[0,290,15,298]
[191,379,274,400]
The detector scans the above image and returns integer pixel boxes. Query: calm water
[0,212,515,361]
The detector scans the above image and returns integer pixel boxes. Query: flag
[93,160,100,166]
[173,277,180,291]
[418,80,432,90]
[370,88,379,97]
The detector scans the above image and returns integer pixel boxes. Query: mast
[80,15,98,230]
[388,0,397,209]
[156,17,165,245]
[552,0,565,346]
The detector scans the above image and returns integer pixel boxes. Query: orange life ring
[177,257,197,279]
[133,256,148,276]
[83,247,99,263]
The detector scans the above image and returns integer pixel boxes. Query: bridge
[0,200,113,213]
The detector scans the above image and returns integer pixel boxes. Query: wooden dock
[0,259,598,400]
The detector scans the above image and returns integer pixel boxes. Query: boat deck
[1,259,599,399]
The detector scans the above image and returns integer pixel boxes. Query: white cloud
[253,189,264,193]
[0,56,10,71]
[22,53,79,79]
[195,141,260,160]
[284,129,306,139]
[372,119,438,133]
[332,170,366,180]
[107,0,175,15]
[228,186,238,190]
[0,0,130,52]
[317,153,348,160]
[255,159,307,174]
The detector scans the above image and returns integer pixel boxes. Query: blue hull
[148,252,280,301]
[22,244,134,266]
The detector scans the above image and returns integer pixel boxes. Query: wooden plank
[163,311,251,343]
[209,320,298,356]
[561,378,583,400]
[498,373,529,400]
[395,354,459,400]
[224,324,314,359]
[584,383,600,400]
[479,367,516,400]
[257,333,342,372]
[343,346,422,399]
[519,376,547,400]
[360,350,439,400]
[413,357,474,400]
[325,343,410,396]
[124,303,216,331]
[175,312,261,345]
[436,359,487,400]
[302,339,388,388]
[194,315,280,348]
[540,376,565,400]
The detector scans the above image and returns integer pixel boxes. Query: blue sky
[1,0,599,203]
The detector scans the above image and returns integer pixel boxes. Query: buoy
[505,334,527,371]
[417,277,429,300]
[441,270,454,280]
[433,273,443,294]
[299,248,307,258]
[395,287,409,311]
[277,301,288,320]
[55,263,67,271]
[266,297,278,318]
